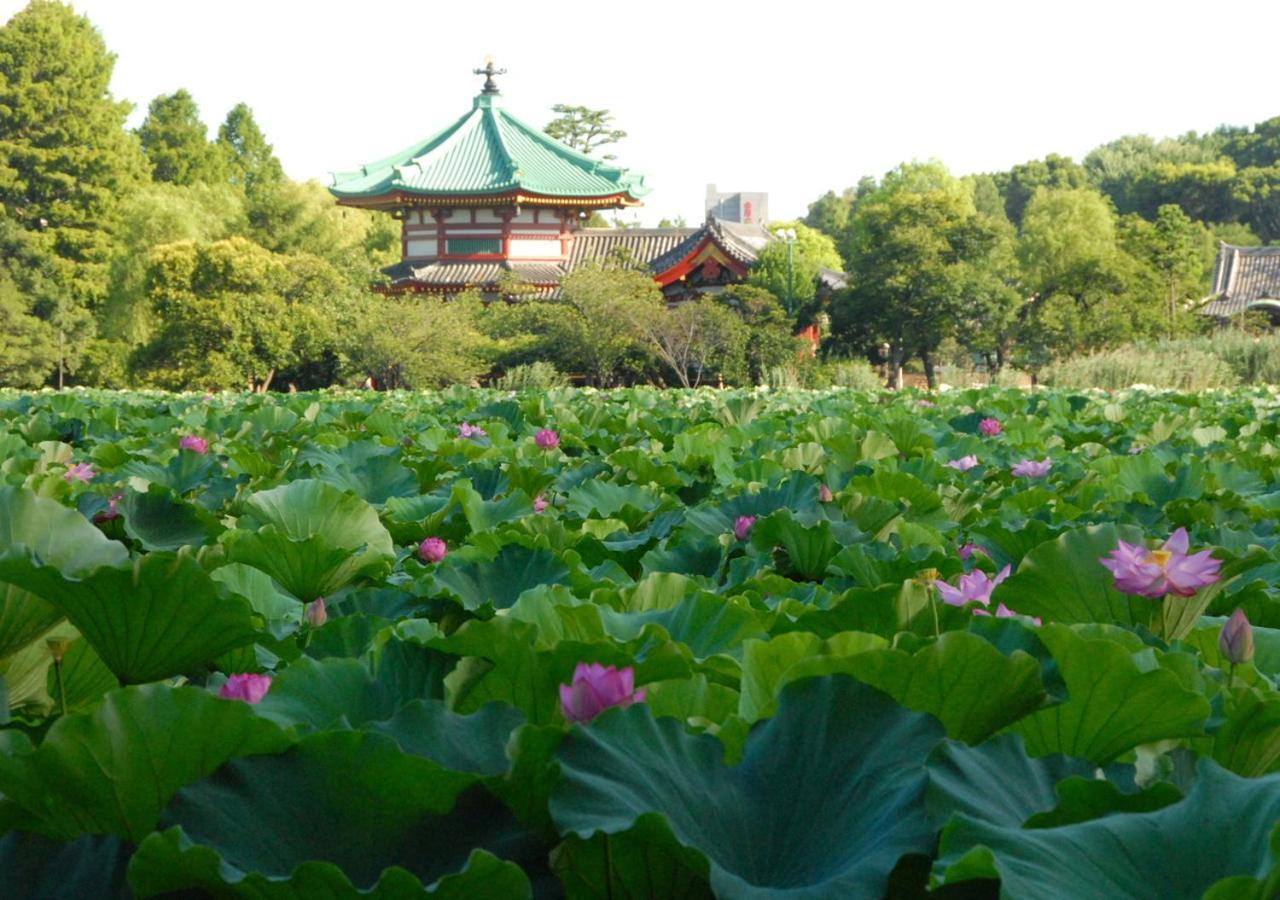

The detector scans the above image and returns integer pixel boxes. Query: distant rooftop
[1200,244,1280,317]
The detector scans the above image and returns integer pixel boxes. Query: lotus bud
[559,662,646,724]
[535,429,560,450]
[733,515,756,541]
[305,597,328,628]
[818,484,834,503]
[418,536,447,563]
[1220,608,1254,665]
[534,494,550,513]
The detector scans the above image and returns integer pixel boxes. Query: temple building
[1200,243,1280,320]
[329,62,773,300]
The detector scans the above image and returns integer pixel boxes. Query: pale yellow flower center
[1146,549,1172,568]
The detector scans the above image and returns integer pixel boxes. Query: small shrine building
[329,62,772,300]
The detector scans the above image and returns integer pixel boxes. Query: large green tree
[748,221,843,320]
[552,262,663,385]
[0,0,148,383]
[137,89,227,186]
[218,102,285,193]
[995,154,1088,227]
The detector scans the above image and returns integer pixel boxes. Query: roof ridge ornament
[474,55,506,95]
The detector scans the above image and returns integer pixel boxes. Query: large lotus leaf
[992,524,1152,627]
[1212,686,1280,777]
[799,631,1050,743]
[131,731,544,897]
[1007,624,1211,764]
[0,832,133,900]
[0,684,290,841]
[225,479,395,599]
[750,510,840,581]
[46,634,117,714]
[565,480,664,521]
[926,734,1102,829]
[430,544,570,611]
[300,444,419,505]
[552,814,714,899]
[253,650,458,733]
[0,487,128,659]
[552,676,946,899]
[936,760,1280,899]
[0,551,259,684]
[598,592,767,661]
[738,632,887,723]
[212,562,304,640]
[119,484,222,550]
[120,451,219,495]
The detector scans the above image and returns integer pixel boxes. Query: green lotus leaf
[1007,624,1211,764]
[598,591,767,661]
[0,487,129,660]
[936,760,1280,899]
[0,684,290,841]
[225,480,395,600]
[552,814,714,899]
[212,562,304,640]
[552,676,945,899]
[45,635,116,714]
[0,832,133,900]
[430,544,570,611]
[299,442,419,505]
[120,484,223,550]
[738,632,887,723]
[815,630,1050,743]
[993,523,1152,627]
[1212,686,1280,777]
[0,551,259,685]
[130,730,545,897]
[749,510,841,581]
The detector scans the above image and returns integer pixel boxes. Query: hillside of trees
[1,0,1277,392]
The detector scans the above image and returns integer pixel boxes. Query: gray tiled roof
[1200,244,1280,317]
[383,260,565,288]
[647,217,772,273]
[567,228,698,270]
[817,268,849,291]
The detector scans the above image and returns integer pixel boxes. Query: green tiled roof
[330,93,648,203]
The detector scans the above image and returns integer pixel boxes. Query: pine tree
[218,102,285,193]
[138,88,228,186]
[0,0,148,382]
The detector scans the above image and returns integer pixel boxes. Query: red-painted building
[329,63,772,300]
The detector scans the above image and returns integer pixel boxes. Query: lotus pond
[2,386,1280,898]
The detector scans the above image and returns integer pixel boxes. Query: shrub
[493,361,569,391]
[1042,344,1237,390]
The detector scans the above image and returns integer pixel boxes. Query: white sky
[4,0,1279,225]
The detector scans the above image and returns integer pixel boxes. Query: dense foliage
[2,386,1280,897]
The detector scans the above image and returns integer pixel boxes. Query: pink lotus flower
[1220,608,1254,665]
[219,673,272,703]
[179,435,209,454]
[979,418,1002,436]
[818,484,834,503]
[918,399,937,408]
[457,422,486,439]
[972,602,1042,626]
[535,429,560,450]
[534,494,550,513]
[1011,458,1051,478]
[734,515,756,541]
[958,542,984,561]
[1100,528,1222,598]
[93,492,124,523]
[63,462,95,483]
[936,565,1012,607]
[559,662,646,724]
[305,597,327,628]
[418,537,447,563]
[946,455,979,472]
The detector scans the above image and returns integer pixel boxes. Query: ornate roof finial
[474,55,506,95]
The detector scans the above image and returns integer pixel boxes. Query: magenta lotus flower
[1011,458,1052,478]
[535,429,560,450]
[559,662,646,724]
[936,565,1012,608]
[979,418,1002,436]
[457,422,486,439]
[818,484,834,503]
[958,542,984,561]
[734,515,756,541]
[1220,608,1254,665]
[93,492,124,523]
[305,597,327,628]
[418,537,447,563]
[534,494,550,513]
[63,462,95,483]
[219,673,272,704]
[1100,527,1222,598]
[179,435,209,454]
[946,455,979,472]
